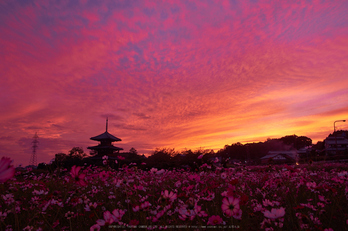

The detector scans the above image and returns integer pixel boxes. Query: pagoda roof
[87,145,123,151]
[90,131,122,142]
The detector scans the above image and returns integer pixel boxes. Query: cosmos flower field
[1,160,348,230]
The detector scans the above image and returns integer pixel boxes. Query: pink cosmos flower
[194,204,208,217]
[152,209,166,222]
[0,157,15,183]
[221,196,240,217]
[318,195,326,202]
[70,165,87,186]
[161,190,177,202]
[140,201,151,209]
[117,156,125,160]
[156,169,166,175]
[178,207,189,221]
[112,209,125,222]
[52,220,59,228]
[226,185,236,197]
[23,226,34,231]
[99,171,109,181]
[97,211,114,226]
[202,191,215,201]
[233,207,242,220]
[188,174,200,181]
[207,215,223,225]
[135,185,144,191]
[263,207,285,219]
[90,224,100,231]
[65,211,75,220]
[132,205,140,212]
[129,219,139,226]
[263,199,277,207]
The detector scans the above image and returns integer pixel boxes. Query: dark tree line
[143,135,314,169]
[40,134,321,171]
[217,135,313,162]
[145,148,215,170]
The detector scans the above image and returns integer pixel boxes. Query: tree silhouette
[280,135,312,149]
[52,147,87,169]
[146,148,176,169]
[68,147,87,159]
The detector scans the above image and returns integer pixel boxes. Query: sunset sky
[1,0,348,166]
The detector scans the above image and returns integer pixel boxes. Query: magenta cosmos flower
[263,207,285,219]
[96,211,115,226]
[207,215,223,225]
[112,209,125,222]
[70,165,87,186]
[0,157,15,183]
[161,190,177,202]
[221,196,240,217]
[117,155,125,160]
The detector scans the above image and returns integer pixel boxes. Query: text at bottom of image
[108,225,240,229]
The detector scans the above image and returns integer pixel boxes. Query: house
[260,150,298,164]
[297,146,312,159]
[324,130,348,156]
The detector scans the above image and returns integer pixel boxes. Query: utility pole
[30,132,39,166]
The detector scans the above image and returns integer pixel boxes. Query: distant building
[324,130,348,156]
[260,150,298,164]
[87,118,123,156]
[297,146,312,159]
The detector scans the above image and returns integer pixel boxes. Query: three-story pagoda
[87,118,123,156]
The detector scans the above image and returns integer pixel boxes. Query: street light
[334,120,346,132]
[334,120,346,155]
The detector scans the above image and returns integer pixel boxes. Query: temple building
[87,118,123,156]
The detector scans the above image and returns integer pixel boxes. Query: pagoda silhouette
[87,118,123,156]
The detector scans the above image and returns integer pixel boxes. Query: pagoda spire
[106,117,108,132]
